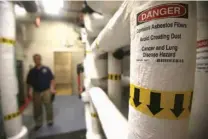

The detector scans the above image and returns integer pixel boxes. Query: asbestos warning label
[134,3,189,64]
[129,84,193,120]
[196,39,208,72]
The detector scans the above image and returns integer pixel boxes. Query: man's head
[33,54,42,66]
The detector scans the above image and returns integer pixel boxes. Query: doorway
[54,52,72,95]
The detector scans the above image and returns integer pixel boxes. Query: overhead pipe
[84,13,111,38]
[189,2,208,139]
[90,1,130,55]
[128,1,196,139]
[108,51,122,109]
[86,1,122,16]
[0,1,28,139]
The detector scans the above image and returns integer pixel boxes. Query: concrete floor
[22,95,86,139]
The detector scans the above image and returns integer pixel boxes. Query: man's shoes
[34,125,42,131]
[47,122,53,127]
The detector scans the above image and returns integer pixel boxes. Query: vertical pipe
[89,100,102,136]
[0,1,27,138]
[128,1,196,139]
[189,2,208,139]
[108,52,122,109]
[84,46,104,139]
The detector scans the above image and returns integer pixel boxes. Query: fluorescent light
[42,0,63,15]
[14,4,26,16]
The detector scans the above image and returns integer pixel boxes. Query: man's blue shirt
[27,66,54,92]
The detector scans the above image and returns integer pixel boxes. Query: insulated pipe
[128,1,196,139]
[90,1,130,55]
[86,1,122,15]
[81,92,97,139]
[0,1,28,139]
[189,2,208,139]
[89,87,128,139]
[82,79,103,139]
[83,42,105,139]
[108,52,122,109]
[84,13,111,38]
[88,100,102,138]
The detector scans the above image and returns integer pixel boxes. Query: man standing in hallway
[27,54,56,130]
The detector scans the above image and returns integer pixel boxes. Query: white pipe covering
[85,103,102,139]
[84,78,93,90]
[86,1,122,15]
[129,1,196,139]
[108,52,122,109]
[84,54,107,79]
[0,1,27,138]
[81,91,90,103]
[189,2,208,139]
[89,87,128,139]
[90,1,130,55]
[84,13,111,38]
[89,100,102,135]
[82,91,102,139]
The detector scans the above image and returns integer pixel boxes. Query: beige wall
[18,21,84,94]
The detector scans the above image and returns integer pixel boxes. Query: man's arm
[50,79,56,93]
[26,70,33,97]
[48,68,56,93]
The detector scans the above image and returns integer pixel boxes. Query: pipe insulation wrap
[0,1,18,96]
[84,13,111,38]
[81,92,90,103]
[108,52,122,109]
[189,2,208,139]
[90,1,131,54]
[85,103,103,139]
[83,50,107,91]
[86,1,122,15]
[85,104,92,132]
[129,1,196,139]
[89,87,128,139]
[89,99,102,135]
[84,78,93,90]
[0,1,26,138]
[2,96,22,136]
[84,54,107,79]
